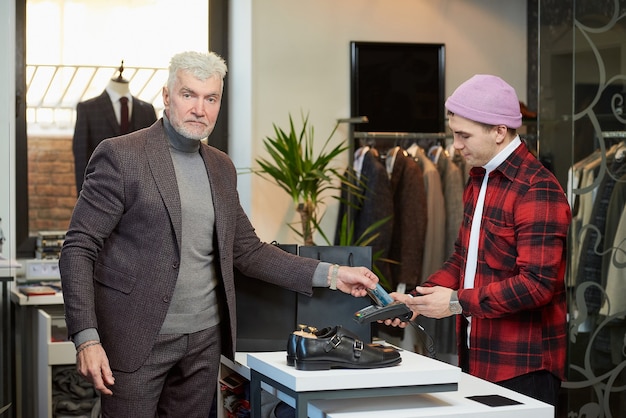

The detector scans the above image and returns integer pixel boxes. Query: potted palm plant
[253,112,393,290]
[254,112,347,246]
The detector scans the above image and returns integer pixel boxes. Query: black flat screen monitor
[351,41,445,133]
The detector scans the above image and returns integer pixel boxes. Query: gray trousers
[101,325,222,418]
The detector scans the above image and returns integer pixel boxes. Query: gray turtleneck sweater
[159,114,220,334]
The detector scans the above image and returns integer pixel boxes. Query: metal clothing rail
[601,131,626,138]
[354,131,450,140]
[354,131,452,154]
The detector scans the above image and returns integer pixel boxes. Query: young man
[60,51,379,417]
[388,74,571,408]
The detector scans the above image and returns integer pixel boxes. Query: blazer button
[163,295,170,303]
[172,261,179,269]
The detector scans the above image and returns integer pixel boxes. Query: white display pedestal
[247,350,460,418]
[230,350,553,418]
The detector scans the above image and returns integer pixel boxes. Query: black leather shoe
[286,326,332,366]
[294,327,401,371]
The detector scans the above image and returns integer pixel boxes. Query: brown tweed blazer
[60,120,319,372]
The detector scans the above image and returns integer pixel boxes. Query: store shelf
[37,305,75,418]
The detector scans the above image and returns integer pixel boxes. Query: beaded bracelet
[329,264,340,290]
[76,341,101,355]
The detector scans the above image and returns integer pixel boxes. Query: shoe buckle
[353,339,363,359]
[324,334,343,352]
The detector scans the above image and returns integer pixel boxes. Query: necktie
[120,97,129,134]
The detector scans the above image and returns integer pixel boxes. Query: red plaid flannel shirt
[425,143,571,382]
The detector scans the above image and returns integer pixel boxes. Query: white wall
[0,0,15,260]
[231,0,527,244]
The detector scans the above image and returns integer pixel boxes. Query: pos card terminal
[354,284,413,324]
[354,284,436,358]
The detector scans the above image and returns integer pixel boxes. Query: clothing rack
[354,131,451,153]
[601,131,626,138]
[596,131,626,150]
[354,131,449,141]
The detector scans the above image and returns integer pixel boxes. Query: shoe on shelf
[294,326,401,371]
[286,325,332,366]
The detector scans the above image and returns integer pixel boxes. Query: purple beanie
[445,74,522,129]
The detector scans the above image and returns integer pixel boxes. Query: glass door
[539,1,626,416]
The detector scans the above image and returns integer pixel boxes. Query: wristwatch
[449,290,463,315]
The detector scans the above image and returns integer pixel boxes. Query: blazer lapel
[144,124,183,251]
[98,91,120,133]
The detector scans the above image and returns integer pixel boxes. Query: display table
[247,350,461,418]
[307,372,554,417]
[10,285,69,418]
[233,350,553,418]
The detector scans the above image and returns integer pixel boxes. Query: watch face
[450,301,462,315]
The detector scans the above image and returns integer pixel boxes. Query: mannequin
[107,78,130,96]
[107,61,131,96]
[72,60,157,194]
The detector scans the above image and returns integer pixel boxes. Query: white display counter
[247,349,460,392]
[307,372,554,418]
[226,350,553,418]
[248,349,460,418]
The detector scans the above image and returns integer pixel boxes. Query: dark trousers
[101,325,222,418]
[497,369,561,408]
[460,345,560,409]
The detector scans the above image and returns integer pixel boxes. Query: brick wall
[27,135,77,233]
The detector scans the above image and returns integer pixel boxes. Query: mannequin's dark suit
[72,91,157,193]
